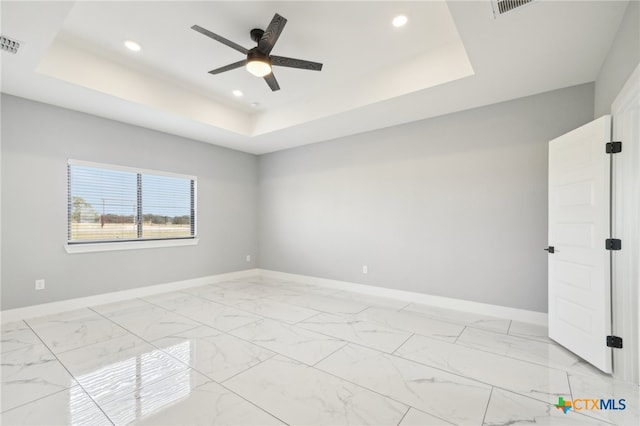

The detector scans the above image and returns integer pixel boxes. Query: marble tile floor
[1,276,638,425]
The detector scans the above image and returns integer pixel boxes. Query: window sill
[65,238,199,254]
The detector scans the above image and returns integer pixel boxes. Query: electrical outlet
[362,265,368,274]
[246,255,251,262]
[35,279,45,290]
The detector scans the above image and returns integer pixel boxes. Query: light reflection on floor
[70,341,191,425]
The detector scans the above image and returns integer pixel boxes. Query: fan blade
[258,13,287,54]
[191,25,248,55]
[263,72,280,91]
[271,55,323,71]
[208,60,247,75]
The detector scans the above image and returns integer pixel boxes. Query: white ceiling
[0,0,629,154]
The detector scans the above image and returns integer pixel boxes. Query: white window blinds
[67,160,196,244]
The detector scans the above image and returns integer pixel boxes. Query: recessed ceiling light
[250,102,260,108]
[232,90,244,97]
[392,15,408,28]
[124,40,142,52]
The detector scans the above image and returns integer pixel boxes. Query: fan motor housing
[250,28,264,43]
[247,48,270,63]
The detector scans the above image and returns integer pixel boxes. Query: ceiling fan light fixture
[193,13,322,91]
[246,58,272,77]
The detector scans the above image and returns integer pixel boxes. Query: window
[67,160,196,244]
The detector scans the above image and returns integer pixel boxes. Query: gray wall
[594,0,640,117]
[258,84,595,312]
[1,94,258,310]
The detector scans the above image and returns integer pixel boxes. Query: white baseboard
[256,269,548,326]
[1,268,548,326]
[0,269,258,324]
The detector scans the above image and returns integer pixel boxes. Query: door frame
[547,115,612,373]
[611,62,640,384]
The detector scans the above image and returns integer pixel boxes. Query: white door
[548,115,612,373]
[611,63,640,383]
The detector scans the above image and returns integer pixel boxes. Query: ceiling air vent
[1,35,21,54]
[491,0,535,18]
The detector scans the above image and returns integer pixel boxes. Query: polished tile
[395,334,571,404]
[90,297,152,316]
[182,284,261,305]
[456,327,604,377]
[3,275,637,426]
[270,293,370,315]
[224,355,408,425]
[1,343,76,413]
[331,290,410,310]
[1,322,41,354]
[152,325,275,382]
[230,318,347,365]
[403,303,511,333]
[232,298,319,324]
[398,408,454,426]
[225,282,303,298]
[93,299,200,341]
[26,309,128,354]
[0,386,112,426]
[99,369,284,425]
[141,290,197,309]
[299,312,413,353]
[144,293,260,332]
[355,306,465,343]
[483,388,609,425]
[1,321,31,334]
[316,343,492,425]
[258,279,342,296]
[56,333,188,406]
[185,302,262,332]
[508,320,556,344]
[206,280,256,290]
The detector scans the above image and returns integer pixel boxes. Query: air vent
[1,35,21,54]
[491,0,535,18]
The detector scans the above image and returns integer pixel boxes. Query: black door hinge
[605,239,622,250]
[607,335,623,348]
[606,141,622,154]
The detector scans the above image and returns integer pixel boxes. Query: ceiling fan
[192,13,323,92]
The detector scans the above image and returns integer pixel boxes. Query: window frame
[66,159,198,253]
